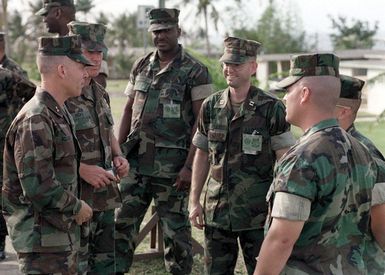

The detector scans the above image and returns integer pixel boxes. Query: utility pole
[159,0,165,8]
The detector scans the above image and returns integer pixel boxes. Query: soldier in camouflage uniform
[0,68,35,260]
[2,35,93,274]
[0,31,35,259]
[335,75,385,274]
[254,53,379,275]
[115,8,213,275]
[189,37,295,275]
[66,22,129,274]
[0,32,29,79]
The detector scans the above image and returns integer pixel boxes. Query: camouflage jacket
[123,45,212,178]
[0,68,36,187]
[66,79,121,211]
[0,55,29,79]
[2,89,82,253]
[347,124,385,161]
[268,119,377,274]
[193,86,294,231]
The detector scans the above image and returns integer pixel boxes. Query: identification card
[242,134,262,155]
[163,103,181,118]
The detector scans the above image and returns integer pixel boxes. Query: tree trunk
[203,6,211,57]
[2,0,9,56]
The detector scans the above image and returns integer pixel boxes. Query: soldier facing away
[335,75,385,274]
[2,35,93,274]
[189,36,295,275]
[0,32,29,79]
[115,8,213,275]
[254,53,378,274]
[66,21,129,274]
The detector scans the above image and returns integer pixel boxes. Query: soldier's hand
[79,163,117,189]
[173,166,191,191]
[189,202,205,230]
[75,200,93,225]
[113,155,130,179]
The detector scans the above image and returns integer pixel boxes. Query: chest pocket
[159,83,186,119]
[53,122,76,161]
[99,99,114,128]
[73,111,97,131]
[207,129,227,165]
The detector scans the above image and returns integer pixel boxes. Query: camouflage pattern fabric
[347,125,385,274]
[219,36,260,64]
[347,124,384,161]
[276,53,340,89]
[66,79,121,273]
[115,170,192,275]
[194,86,292,231]
[340,75,365,100]
[116,45,211,274]
[267,119,377,274]
[204,226,264,275]
[2,90,82,273]
[0,68,35,243]
[68,22,107,52]
[36,0,75,16]
[148,8,180,32]
[0,55,29,79]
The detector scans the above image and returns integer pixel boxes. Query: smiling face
[151,27,180,53]
[82,49,102,78]
[222,61,256,89]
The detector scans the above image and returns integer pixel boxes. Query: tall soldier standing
[115,8,213,275]
[2,35,93,274]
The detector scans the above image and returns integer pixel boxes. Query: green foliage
[329,16,378,50]
[232,1,312,54]
[75,0,94,14]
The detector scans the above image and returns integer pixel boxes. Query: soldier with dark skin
[335,75,385,274]
[254,54,379,275]
[2,35,93,274]
[189,37,295,275]
[0,32,36,261]
[66,21,129,274]
[115,8,213,275]
[36,0,109,88]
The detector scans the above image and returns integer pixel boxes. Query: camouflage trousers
[204,226,264,275]
[115,172,193,274]
[17,251,77,274]
[78,210,115,275]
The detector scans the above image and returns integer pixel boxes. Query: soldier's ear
[55,7,62,18]
[57,63,66,79]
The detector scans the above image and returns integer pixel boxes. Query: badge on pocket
[243,133,262,155]
[163,103,180,118]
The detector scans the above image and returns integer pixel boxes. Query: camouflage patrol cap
[36,0,75,16]
[68,21,107,52]
[219,36,261,64]
[148,8,179,32]
[340,75,364,99]
[38,35,93,65]
[276,53,340,89]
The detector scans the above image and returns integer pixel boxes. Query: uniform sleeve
[271,192,311,221]
[15,116,81,216]
[372,158,385,206]
[124,57,142,98]
[192,97,210,151]
[189,65,213,101]
[273,154,318,201]
[269,100,296,151]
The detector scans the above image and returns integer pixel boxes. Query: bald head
[299,76,340,113]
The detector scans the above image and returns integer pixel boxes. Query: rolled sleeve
[192,130,209,152]
[191,84,213,101]
[271,131,296,151]
[272,192,311,221]
[372,182,385,206]
[124,81,135,97]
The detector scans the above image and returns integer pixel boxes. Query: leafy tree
[76,0,94,19]
[232,0,311,54]
[329,16,378,50]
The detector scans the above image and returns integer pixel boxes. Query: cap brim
[275,75,303,89]
[219,54,254,64]
[36,7,49,16]
[148,23,175,32]
[68,54,94,66]
[82,41,107,52]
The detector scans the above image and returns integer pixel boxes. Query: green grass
[107,79,384,274]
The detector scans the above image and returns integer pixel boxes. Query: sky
[8,0,385,49]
